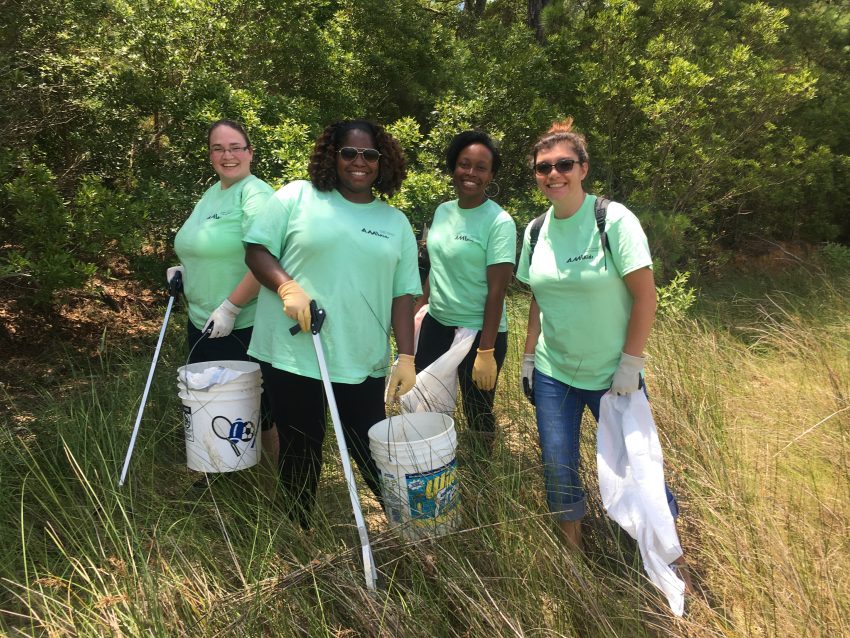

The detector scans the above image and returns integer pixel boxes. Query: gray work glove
[521,353,535,404]
[610,352,645,395]
[166,265,185,295]
[203,299,241,338]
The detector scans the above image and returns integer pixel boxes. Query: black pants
[259,363,386,525]
[414,312,508,435]
[187,321,272,430]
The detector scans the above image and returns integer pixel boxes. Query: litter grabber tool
[118,270,183,487]
[290,301,378,590]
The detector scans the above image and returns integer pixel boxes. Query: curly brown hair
[308,119,407,199]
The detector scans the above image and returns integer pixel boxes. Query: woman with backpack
[413,131,516,453]
[516,119,691,586]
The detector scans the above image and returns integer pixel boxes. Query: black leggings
[259,364,386,524]
[187,321,254,364]
[414,312,508,435]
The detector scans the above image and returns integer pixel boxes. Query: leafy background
[1,0,848,303]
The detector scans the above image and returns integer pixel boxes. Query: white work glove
[166,265,184,285]
[203,299,241,338]
[520,353,535,403]
[610,352,645,395]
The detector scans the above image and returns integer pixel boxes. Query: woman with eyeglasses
[413,131,515,452]
[516,119,690,583]
[168,119,278,460]
[244,119,420,527]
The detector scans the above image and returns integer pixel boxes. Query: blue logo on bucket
[407,460,458,521]
[211,416,256,457]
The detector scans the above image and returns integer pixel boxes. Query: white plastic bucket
[368,412,459,540]
[176,361,263,473]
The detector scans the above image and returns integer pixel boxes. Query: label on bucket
[406,459,458,523]
[210,416,257,456]
[183,405,194,441]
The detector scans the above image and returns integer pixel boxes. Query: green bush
[657,270,697,319]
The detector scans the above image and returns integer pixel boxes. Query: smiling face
[452,143,494,208]
[209,124,253,188]
[534,141,588,210]
[335,128,380,203]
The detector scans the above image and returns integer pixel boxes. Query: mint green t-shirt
[426,199,516,331]
[244,180,422,384]
[174,174,274,330]
[516,195,652,390]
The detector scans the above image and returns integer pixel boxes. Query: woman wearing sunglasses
[516,119,689,578]
[244,119,420,526]
[167,119,278,461]
[414,131,515,452]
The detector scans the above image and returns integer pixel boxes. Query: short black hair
[445,130,501,174]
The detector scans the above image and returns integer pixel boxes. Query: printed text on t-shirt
[361,227,390,239]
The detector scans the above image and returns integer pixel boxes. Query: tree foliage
[1,0,847,306]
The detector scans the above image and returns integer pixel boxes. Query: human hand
[610,352,645,395]
[520,353,535,403]
[386,354,416,402]
[472,348,497,391]
[277,280,312,333]
[203,299,241,338]
[166,265,184,295]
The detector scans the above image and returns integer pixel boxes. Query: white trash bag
[597,391,686,617]
[401,304,476,414]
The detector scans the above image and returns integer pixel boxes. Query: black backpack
[527,197,612,269]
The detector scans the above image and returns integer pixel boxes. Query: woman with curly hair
[414,131,515,452]
[244,119,421,526]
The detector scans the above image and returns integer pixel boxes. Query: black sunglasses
[534,158,581,176]
[338,146,381,163]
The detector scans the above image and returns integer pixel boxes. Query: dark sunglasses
[534,158,581,176]
[338,146,381,163]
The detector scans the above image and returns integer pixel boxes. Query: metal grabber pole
[118,271,182,487]
[290,301,378,590]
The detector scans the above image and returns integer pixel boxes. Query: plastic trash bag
[178,365,250,390]
[401,305,476,414]
[597,391,686,617]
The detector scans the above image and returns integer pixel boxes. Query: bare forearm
[623,298,655,355]
[245,243,292,292]
[227,271,261,307]
[479,292,504,350]
[414,277,430,313]
[622,267,657,356]
[391,294,415,356]
[479,263,513,350]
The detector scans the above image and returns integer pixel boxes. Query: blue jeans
[533,369,679,522]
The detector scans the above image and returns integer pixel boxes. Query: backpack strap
[594,197,611,269]
[529,197,611,267]
[527,213,547,264]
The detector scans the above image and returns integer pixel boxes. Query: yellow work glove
[386,354,416,403]
[277,280,312,333]
[472,348,497,391]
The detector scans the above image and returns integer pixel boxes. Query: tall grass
[1,265,847,636]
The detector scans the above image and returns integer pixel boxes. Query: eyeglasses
[210,145,250,156]
[533,158,581,176]
[338,147,381,163]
